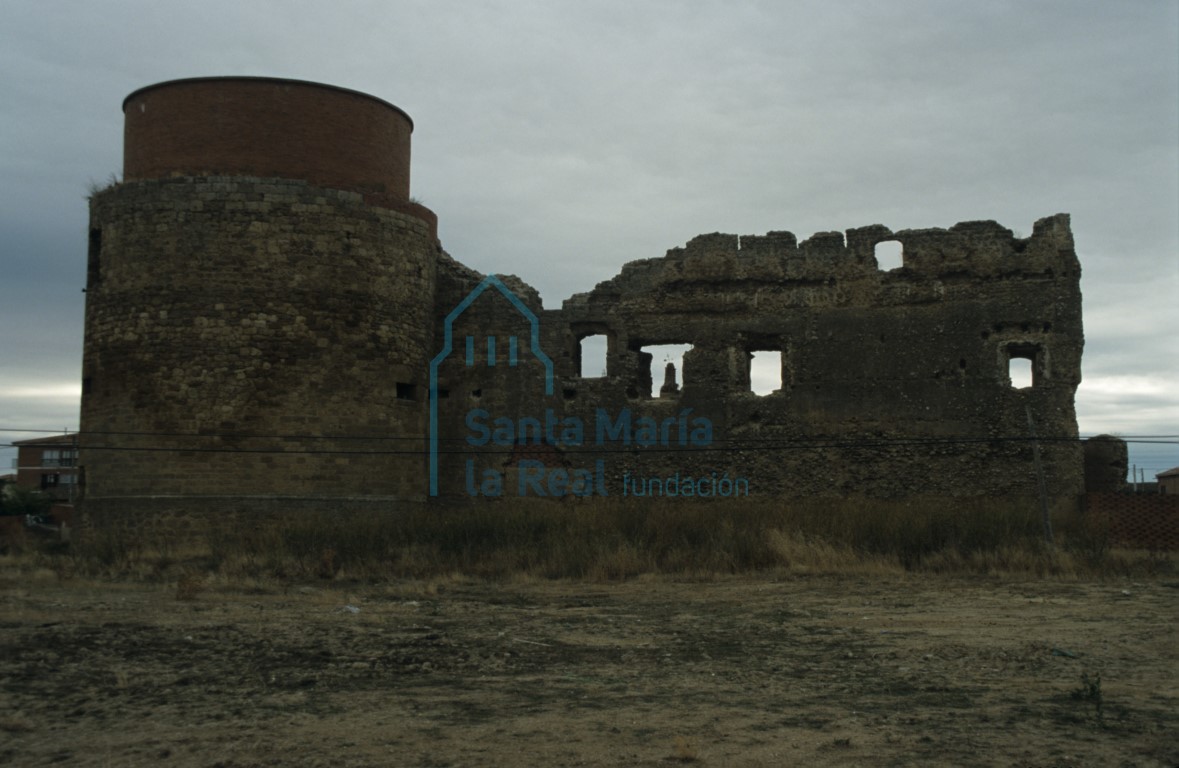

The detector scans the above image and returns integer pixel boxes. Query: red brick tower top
[122,77,415,205]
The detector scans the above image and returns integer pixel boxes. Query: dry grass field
[2,499,1176,766]
[2,567,1177,767]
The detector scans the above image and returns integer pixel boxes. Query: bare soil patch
[1,574,1176,766]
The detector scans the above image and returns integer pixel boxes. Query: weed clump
[1071,672,1104,726]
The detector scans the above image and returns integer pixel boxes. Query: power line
[4,436,1178,457]
[3,427,1178,445]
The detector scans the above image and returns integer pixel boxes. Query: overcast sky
[1,0,1176,477]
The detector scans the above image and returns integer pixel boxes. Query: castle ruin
[79,77,1086,530]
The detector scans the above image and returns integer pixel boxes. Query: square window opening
[749,350,782,396]
[1004,356,1032,391]
[1008,355,1034,389]
[1005,341,1044,389]
[875,240,903,271]
[578,334,608,378]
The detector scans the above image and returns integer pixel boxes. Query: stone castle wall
[432,215,1084,502]
[78,77,1090,532]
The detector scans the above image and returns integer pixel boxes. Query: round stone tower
[81,77,438,533]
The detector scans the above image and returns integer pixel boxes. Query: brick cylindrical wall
[123,77,414,204]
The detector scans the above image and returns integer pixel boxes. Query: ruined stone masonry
[80,77,1089,530]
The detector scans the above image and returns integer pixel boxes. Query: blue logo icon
[428,275,554,496]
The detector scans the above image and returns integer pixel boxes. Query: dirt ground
[0,572,1176,767]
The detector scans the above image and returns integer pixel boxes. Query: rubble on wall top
[561,214,1076,303]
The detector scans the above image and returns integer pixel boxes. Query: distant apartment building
[12,434,80,500]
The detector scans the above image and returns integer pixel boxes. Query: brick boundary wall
[1085,492,1179,551]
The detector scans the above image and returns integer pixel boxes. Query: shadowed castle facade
[80,77,1088,532]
